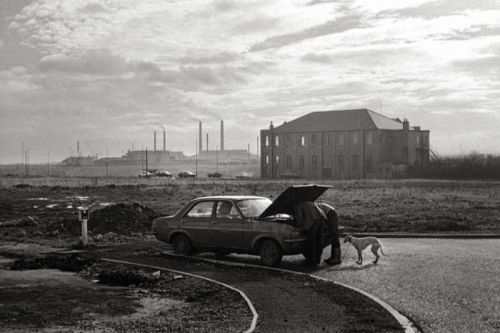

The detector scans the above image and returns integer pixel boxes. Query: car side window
[215,201,241,219]
[185,201,214,218]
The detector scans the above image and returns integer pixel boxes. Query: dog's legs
[371,245,380,264]
[356,249,363,265]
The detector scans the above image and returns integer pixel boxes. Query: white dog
[344,234,386,265]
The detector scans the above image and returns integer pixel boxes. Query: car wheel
[259,239,283,267]
[172,234,193,255]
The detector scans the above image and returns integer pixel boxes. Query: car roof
[193,195,268,201]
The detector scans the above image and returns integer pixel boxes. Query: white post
[78,207,89,247]
[81,218,88,247]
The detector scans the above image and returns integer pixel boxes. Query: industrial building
[260,109,430,179]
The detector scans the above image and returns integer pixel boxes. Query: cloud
[212,0,240,12]
[177,52,240,64]
[39,49,129,75]
[452,55,500,76]
[250,15,363,51]
[301,53,334,63]
[379,0,500,19]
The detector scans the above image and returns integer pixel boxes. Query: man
[317,202,342,266]
[294,201,326,266]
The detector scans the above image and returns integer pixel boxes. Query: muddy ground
[1,255,251,332]
[1,180,499,248]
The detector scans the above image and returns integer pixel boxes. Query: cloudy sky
[1,0,499,163]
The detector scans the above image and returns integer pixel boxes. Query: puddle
[27,198,49,201]
[46,204,59,209]
[66,196,90,201]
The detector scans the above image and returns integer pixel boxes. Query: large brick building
[260,109,429,179]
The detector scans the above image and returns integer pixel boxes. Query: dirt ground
[1,180,499,248]
[1,254,251,332]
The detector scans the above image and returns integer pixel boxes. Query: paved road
[209,239,500,333]
[98,243,402,333]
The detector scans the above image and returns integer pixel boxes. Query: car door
[210,200,244,249]
[181,200,214,247]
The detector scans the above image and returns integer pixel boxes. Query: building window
[286,135,292,146]
[416,135,420,146]
[352,154,358,170]
[353,132,359,145]
[265,155,270,164]
[265,135,269,147]
[275,155,279,163]
[338,133,345,146]
[312,155,318,170]
[300,135,305,147]
[366,155,374,171]
[311,133,317,146]
[338,155,344,173]
[286,155,292,170]
[324,133,330,146]
[367,132,373,145]
[299,155,305,172]
[275,135,279,146]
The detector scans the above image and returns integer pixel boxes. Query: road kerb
[161,252,420,333]
[100,258,258,333]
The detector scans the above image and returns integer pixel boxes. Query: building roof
[270,109,404,133]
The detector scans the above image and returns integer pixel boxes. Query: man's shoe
[324,257,342,266]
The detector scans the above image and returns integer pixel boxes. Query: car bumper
[282,237,307,254]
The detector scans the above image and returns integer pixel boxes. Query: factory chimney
[198,121,203,153]
[220,120,224,151]
[206,133,209,153]
[154,131,157,152]
[163,129,166,151]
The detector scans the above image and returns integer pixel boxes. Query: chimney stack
[206,133,209,153]
[220,120,224,151]
[198,121,202,153]
[154,131,157,151]
[163,129,166,151]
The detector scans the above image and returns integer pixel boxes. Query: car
[207,172,223,178]
[178,171,196,178]
[235,172,253,179]
[152,184,331,266]
[137,170,154,178]
[156,170,174,178]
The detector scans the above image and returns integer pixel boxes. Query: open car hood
[258,184,332,219]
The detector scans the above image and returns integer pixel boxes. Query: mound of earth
[50,203,161,237]
[88,203,161,235]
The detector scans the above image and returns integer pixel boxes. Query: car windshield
[236,198,272,218]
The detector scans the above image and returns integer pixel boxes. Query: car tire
[172,234,193,256]
[259,239,283,267]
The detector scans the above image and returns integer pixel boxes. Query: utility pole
[141,145,144,171]
[26,148,30,177]
[145,147,148,172]
[47,151,50,176]
[106,148,109,177]
[195,140,198,178]
[21,142,25,175]
[248,143,250,161]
